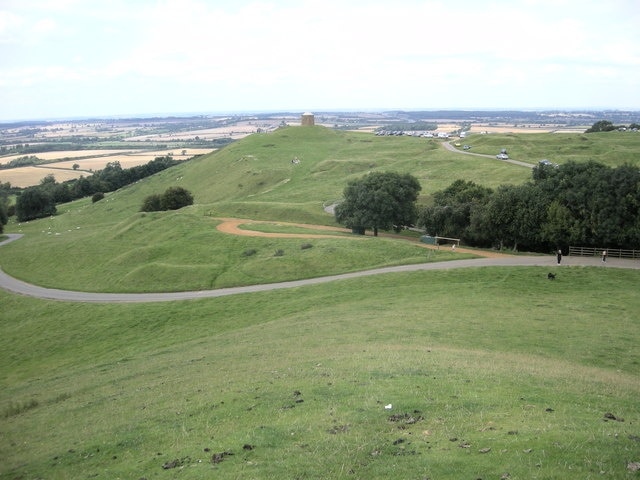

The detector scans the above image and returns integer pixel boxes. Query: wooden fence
[569,246,640,259]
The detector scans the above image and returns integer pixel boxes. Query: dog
[547,272,556,280]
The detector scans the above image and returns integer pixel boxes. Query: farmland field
[0,148,214,187]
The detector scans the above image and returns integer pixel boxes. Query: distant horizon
[3,107,640,124]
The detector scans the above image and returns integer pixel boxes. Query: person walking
[602,250,607,262]
[557,248,562,265]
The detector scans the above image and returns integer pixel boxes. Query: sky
[1,0,639,121]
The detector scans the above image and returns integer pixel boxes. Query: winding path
[1,228,638,303]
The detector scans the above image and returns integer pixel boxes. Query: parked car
[539,159,558,167]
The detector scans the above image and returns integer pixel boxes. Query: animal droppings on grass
[211,451,233,464]
[328,424,350,434]
[388,412,424,425]
[604,412,624,422]
[628,462,640,472]
[478,447,491,453]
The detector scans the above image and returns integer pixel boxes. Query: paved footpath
[1,233,637,303]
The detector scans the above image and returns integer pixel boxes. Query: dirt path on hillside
[214,218,509,258]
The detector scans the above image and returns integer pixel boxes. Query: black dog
[547,272,556,280]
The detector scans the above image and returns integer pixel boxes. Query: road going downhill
[442,141,534,168]
[1,231,637,303]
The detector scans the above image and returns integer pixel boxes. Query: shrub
[300,243,313,250]
[161,186,194,211]
[274,249,284,257]
[140,194,163,212]
[242,248,257,257]
[91,192,105,203]
[140,187,194,212]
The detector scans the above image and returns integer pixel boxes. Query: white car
[496,153,509,160]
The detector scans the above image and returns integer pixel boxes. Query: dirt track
[214,218,509,258]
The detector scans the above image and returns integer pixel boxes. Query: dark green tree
[140,194,163,212]
[335,172,421,236]
[418,179,493,242]
[161,186,194,210]
[585,120,616,133]
[0,203,7,234]
[15,187,56,221]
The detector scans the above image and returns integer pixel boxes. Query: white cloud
[1,0,640,119]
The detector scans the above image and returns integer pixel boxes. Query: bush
[274,249,284,257]
[161,186,194,211]
[15,188,56,221]
[141,194,163,212]
[140,187,194,212]
[300,243,313,250]
[242,248,257,257]
[91,192,105,203]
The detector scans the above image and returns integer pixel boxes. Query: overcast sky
[1,0,639,121]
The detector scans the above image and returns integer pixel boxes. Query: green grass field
[1,126,639,479]
[462,131,640,167]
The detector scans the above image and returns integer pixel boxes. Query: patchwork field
[0,148,214,187]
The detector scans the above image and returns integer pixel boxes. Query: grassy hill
[1,126,639,479]
[1,126,530,292]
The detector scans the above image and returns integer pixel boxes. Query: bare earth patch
[214,218,506,258]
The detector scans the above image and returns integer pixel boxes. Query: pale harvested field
[468,124,589,134]
[123,123,267,142]
[0,148,214,187]
[0,167,91,187]
[0,149,139,165]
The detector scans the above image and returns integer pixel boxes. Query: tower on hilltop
[301,112,315,126]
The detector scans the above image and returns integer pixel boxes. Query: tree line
[11,156,180,222]
[420,161,640,251]
[336,162,640,252]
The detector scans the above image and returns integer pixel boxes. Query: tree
[585,120,616,133]
[0,203,7,234]
[418,179,493,242]
[15,187,56,221]
[140,187,194,212]
[335,172,421,236]
[161,186,194,210]
[141,194,163,212]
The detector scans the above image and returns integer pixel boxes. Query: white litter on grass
[384,404,392,410]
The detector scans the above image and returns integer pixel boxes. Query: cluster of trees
[419,161,640,251]
[13,156,179,221]
[335,163,640,252]
[141,187,194,212]
[335,172,421,236]
[0,181,18,233]
[0,155,40,169]
[585,120,640,133]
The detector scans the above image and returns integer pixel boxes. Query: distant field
[0,148,214,187]
[0,149,137,163]
[468,124,588,134]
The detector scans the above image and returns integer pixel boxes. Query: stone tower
[301,112,315,126]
